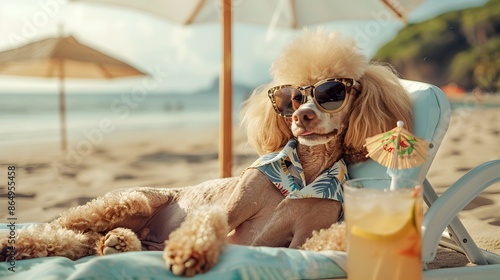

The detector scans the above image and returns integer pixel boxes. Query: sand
[1,99,499,270]
[0,124,256,223]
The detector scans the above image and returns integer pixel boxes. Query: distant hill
[374,0,499,92]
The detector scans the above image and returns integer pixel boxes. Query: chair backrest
[347,79,452,183]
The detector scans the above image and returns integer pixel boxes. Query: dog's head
[242,29,413,164]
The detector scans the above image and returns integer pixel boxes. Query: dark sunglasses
[267,78,362,118]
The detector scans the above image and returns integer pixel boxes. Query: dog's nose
[293,108,317,124]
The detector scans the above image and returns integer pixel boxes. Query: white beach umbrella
[70,0,421,25]
[0,34,146,151]
[70,0,423,177]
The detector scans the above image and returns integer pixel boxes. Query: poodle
[0,29,413,277]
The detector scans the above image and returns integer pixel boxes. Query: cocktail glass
[344,177,422,280]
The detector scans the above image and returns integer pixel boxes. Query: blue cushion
[1,224,346,280]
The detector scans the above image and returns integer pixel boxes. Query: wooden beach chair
[1,80,499,279]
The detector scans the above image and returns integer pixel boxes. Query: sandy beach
[1,96,499,270]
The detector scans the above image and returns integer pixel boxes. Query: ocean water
[0,90,250,145]
[2,90,497,146]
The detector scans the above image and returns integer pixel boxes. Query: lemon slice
[351,202,416,242]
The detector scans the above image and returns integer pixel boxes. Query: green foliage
[473,37,500,90]
[375,0,500,91]
[448,50,475,88]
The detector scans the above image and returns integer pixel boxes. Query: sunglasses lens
[314,82,346,111]
[273,87,302,117]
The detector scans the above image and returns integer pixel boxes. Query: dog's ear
[240,84,292,155]
[343,63,414,162]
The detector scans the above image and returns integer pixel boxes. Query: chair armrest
[422,160,500,263]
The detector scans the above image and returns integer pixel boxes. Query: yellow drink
[344,178,422,280]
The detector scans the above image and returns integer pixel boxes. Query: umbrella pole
[59,60,67,152]
[219,0,232,178]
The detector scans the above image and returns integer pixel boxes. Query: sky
[0,0,490,94]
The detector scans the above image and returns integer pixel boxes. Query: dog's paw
[163,205,229,277]
[301,222,347,252]
[164,247,215,277]
[96,228,141,255]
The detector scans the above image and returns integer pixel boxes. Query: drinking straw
[389,121,405,190]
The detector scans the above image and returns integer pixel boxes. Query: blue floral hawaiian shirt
[249,139,349,207]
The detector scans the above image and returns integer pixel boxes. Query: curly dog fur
[0,29,413,277]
